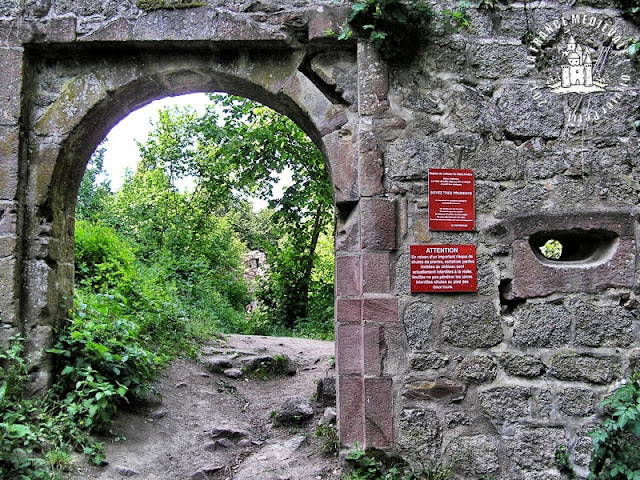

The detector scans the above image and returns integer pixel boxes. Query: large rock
[241,354,297,377]
[316,376,336,407]
[274,396,314,425]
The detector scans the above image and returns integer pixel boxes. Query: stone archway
[2,6,399,448]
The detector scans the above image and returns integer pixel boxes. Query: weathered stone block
[0,127,20,200]
[403,301,434,350]
[282,71,347,137]
[0,257,18,326]
[572,300,633,348]
[46,16,77,42]
[509,427,566,474]
[338,376,364,445]
[410,352,449,371]
[363,324,383,376]
[0,201,18,235]
[502,354,546,378]
[362,298,397,323]
[463,139,523,181]
[337,324,362,376]
[442,301,503,348]
[511,212,636,298]
[469,42,530,80]
[574,426,595,471]
[386,138,455,181]
[364,377,393,447]
[323,129,358,203]
[450,89,503,137]
[34,72,107,137]
[497,183,549,218]
[549,352,621,385]
[310,51,357,105]
[0,327,20,348]
[512,303,572,348]
[0,48,23,126]
[398,408,441,462]
[335,204,360,252]
[358,42,389,115]
[308,5,350,45]
[521,140,566,180]
[456,355,497,384]
[558,388,596,417]
[498,83,564,139]
[447,434,500,476]
[0,0,23,17]
[335,255,361,296]
[362,253,390,294]
[403,378,465,402]
[480,386,533,423]
[360,198,396,251]
[336,298,361,323]
[0,234,17,259]
[359,131,384,197]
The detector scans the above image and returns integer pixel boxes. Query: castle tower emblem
[549,36,607,94]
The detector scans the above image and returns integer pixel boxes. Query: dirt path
[64,335,339,480]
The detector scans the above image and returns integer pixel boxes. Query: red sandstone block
[324,130,359,203]
[361,198,396,251]
[357,42,390,115]
[337,324,363,375]
[336,298,362,323]
[338,376,365,445]
[364,377,393,447]
[362,253,391,293]
[359,131,385,196]
[363,297,398,323]
[336,204,360,252]
[363,324,383,376]
[336,255,362,296]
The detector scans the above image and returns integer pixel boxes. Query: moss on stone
[136,0,206,12]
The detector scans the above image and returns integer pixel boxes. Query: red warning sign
[428,168,475,231]
[410,244,477,293]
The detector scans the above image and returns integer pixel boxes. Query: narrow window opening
[529,229,619,264]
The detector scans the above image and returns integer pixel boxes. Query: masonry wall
[376,3,640,478]
[0,0,639,478]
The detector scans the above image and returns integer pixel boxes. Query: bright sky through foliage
[100,93,292,209]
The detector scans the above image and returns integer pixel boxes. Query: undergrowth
[341,447,454,480]
[589,371,640,479]
[1,293,166,479]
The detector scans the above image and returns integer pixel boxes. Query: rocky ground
[63,334,340,480]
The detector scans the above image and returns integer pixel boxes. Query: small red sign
[428,168,475,231]
[410,244,477,293]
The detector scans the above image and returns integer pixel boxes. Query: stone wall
[0,0,639,478]
[378,2,640,478]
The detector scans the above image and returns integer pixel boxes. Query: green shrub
[49,292,163,406]
[589,371,640,479]
[75,221,138,294]
[0,336,51,479]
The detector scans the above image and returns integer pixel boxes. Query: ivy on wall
[327,0,471,62]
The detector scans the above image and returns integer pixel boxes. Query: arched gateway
[2,1,640,477]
